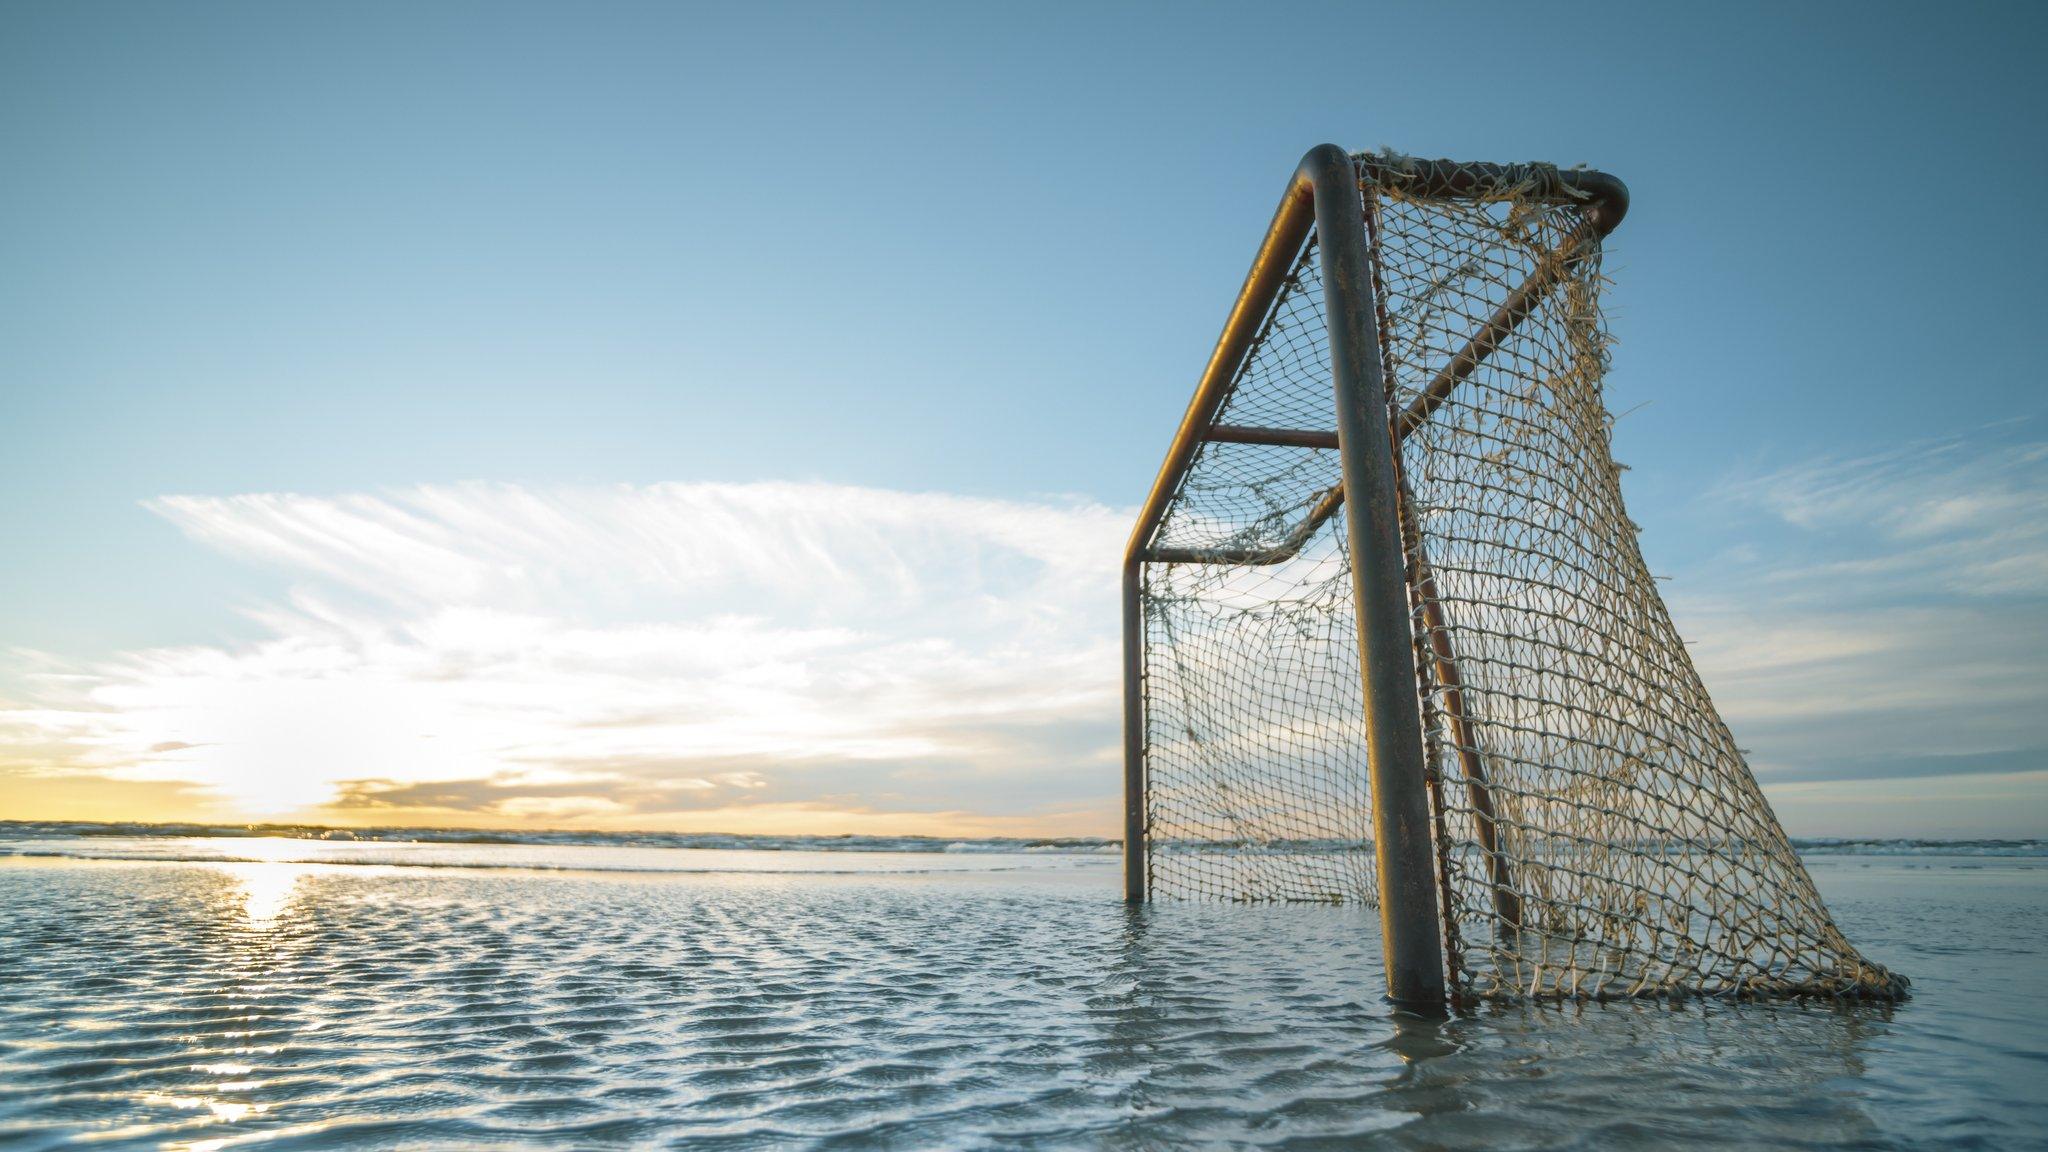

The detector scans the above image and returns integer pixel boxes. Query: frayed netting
[1138,153,1905,1002]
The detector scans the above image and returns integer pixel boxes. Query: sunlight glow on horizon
[2,438,2045,840]
[2,481,1129,837]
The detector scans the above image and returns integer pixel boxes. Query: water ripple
[0,858,2042,1149]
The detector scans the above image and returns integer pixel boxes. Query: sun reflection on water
[147,855,320,1144]
[220,863,307,928]
[210,841,315,929]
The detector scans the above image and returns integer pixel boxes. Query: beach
[1,830,2043,1150]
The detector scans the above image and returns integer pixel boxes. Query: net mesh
[1138,153,1905,1002]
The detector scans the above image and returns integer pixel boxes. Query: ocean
[1,823,2043,1150]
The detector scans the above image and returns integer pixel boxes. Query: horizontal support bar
[1205,424,1342,450]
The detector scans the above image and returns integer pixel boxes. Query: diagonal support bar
[1395,475,1522,933]
[1204,424,1343,450]
[1396,224,1603,440]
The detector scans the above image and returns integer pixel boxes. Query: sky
[2,0,2043,838]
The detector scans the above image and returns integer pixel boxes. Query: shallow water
[1,841,2042,1149]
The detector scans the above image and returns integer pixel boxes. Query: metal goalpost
[1122,145,1903,1012]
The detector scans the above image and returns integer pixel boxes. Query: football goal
[1122,145,1906,1010]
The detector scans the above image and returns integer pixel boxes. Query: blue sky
[2,0,2043,836]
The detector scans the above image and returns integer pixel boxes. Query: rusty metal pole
[1120,160,1325,905]
[1121,560,1146,903]
[1396,479,1521,932]
[1304,144,1447,1013]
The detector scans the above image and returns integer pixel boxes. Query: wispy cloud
[1710,424,2048,597]
[5,424,2042,837]
[3,482,1127,832]
[1675,423,2048,809]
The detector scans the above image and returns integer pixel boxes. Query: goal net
[1132,151,1905,1003]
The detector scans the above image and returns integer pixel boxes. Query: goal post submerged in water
[1123,145,1905,1011]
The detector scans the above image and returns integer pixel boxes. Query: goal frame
[1122,144,1628,1011]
